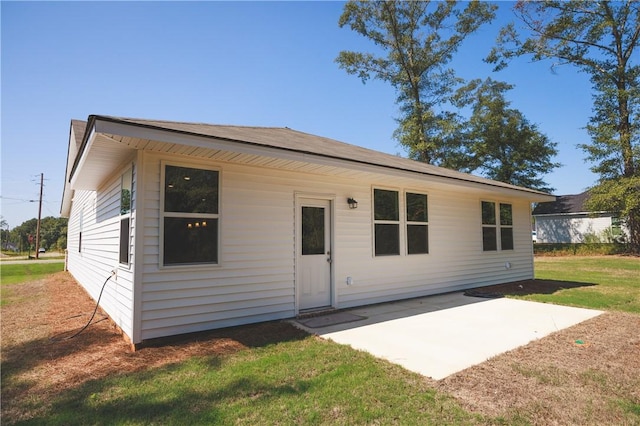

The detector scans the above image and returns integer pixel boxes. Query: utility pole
[35,173,43,259]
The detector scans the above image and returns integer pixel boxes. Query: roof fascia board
[69,126,97,188]
[61,123,77,216]
[91,116,554,201]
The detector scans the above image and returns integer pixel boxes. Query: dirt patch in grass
[1,272,307,424]
[437,311,640,424]
[2,273,639,425]
[442,281,640,424]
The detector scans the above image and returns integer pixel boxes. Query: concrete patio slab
[292,292,602,380]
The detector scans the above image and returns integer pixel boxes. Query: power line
[0,196,39,202]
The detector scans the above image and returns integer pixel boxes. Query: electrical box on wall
[346,276,353,285]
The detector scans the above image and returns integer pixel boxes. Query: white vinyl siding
[66,164,136,338]
[535,214,615,243]
[137,152,535,342]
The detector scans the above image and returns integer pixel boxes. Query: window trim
[371,187,430,257]
[119,167,133,266]
[481,201,497,252]
[159,161,221,269]
[405,191,429,255]
[372,187,401,256]
[78,206,83,253]
[481,200,514,252]
[499,203,514,251]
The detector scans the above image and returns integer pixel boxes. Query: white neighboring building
[532,192,625,243]
[61,115,554,348]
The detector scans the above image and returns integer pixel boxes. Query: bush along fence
[533,243,628,256]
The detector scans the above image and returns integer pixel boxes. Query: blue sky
[1,1,597,229]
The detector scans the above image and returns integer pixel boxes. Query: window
[119,168,133,265]
[78,208,83,253]
[482,201,513,251]
[482,201,497,251]
[406,192,428,254]
[374,189,399,256]
[162,164,219,266]
[302,206,325,255]
[612,217,623,240]
[500,203,513,250]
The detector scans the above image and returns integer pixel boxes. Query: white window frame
[159,161,221,268]
[481,200,513,252]
[372,187,401,256]
[78,205,84,253]
[119,166,133,266]
[499,203,514,251]
[405,191,429,255]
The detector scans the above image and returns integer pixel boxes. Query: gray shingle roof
[91,115,552,198]
[532,192,590,215]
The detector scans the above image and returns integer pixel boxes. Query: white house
[532,192,626,243]
[61,115,554,348]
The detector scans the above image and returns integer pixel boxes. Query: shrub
[534,243,627,256]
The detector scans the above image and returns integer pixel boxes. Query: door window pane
[302,206,325,255]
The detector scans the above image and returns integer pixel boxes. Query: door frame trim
[294,192,336,314]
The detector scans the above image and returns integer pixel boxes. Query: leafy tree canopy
[336,0,496,165]
[454,78,561,192]
[4,216,68,252]
[336,1,559,192]
[487,0,640,252]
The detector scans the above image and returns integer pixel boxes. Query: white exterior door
[297,198,332,311]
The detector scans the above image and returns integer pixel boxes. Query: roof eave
[83,115,555,201]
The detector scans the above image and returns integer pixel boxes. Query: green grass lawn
[22,341,479,425]
[531,256,640,313]
[1,262,65,285]
[3,257,639,425]
[0,262,65,306]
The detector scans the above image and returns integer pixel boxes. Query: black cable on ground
[53,272,114,341]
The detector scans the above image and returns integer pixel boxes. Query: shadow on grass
[137,320,309,350]
[464,279,597,299]
[12,359,313,425]
[2,319,309,388]
[2,319,309,425]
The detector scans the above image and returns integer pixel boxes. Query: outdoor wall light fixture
[347,197,358,209]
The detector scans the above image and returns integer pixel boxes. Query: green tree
[39,216,68,251]
[11,218,37,252]
[9,216,68,252]
[0,217,9,250]
[487,0,640,252]
[336,0,496,166]
[454,78,560,192]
